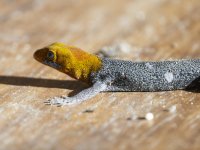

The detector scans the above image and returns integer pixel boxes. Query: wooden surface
[0,0,200,150]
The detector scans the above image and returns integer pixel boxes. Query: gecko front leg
[45,81,108,106]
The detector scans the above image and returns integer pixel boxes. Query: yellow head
[34,42,102,83]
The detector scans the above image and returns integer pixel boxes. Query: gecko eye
[47,51,54,60]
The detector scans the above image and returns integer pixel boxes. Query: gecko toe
[56,104,63,107]
[44,96,77,106]
[60,95,67,99]
[44,100,51,105]
[44,102,51,105]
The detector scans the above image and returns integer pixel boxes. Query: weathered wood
[0,0,200,150]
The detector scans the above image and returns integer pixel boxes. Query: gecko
[34,42,200,106]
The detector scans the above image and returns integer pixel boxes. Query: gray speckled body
[90,58,200,92]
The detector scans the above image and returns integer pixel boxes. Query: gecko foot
[44,96,77,106]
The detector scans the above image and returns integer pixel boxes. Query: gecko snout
[34,48,49,63]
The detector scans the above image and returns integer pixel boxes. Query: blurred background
[0,0,200,150]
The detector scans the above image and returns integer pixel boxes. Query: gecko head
[34,42,74,72]
[34,42,102,82]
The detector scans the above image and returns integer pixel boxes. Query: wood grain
[0,0,200,150]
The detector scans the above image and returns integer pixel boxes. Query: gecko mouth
[44,60,61,69]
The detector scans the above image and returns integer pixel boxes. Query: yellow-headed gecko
[34,42,200,106]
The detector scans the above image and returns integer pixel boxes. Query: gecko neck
[65,50,102,83]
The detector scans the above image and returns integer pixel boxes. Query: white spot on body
[145,63,153,69]
[164,72,174,83]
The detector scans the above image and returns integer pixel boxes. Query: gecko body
[92,58,200,92]
[34,43,200,106]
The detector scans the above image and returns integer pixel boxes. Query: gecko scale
[34,42,200,106]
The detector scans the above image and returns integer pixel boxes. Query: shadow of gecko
[0,75,88,96]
